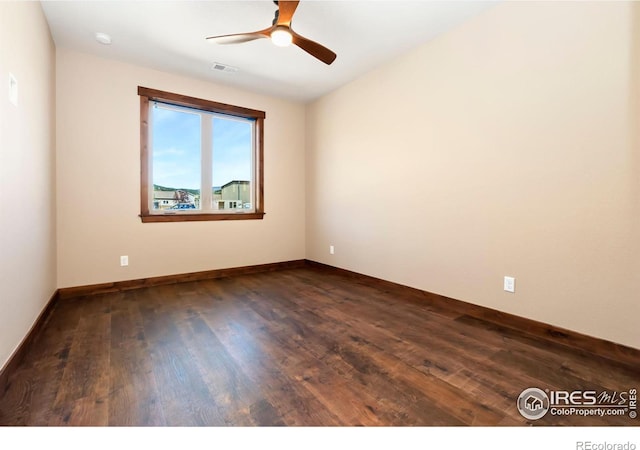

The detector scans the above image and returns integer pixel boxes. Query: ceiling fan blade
[276,1,300,27]
[291,31,336,65]
[206,28,272,44]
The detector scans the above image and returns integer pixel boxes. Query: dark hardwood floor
[0,265,637,426]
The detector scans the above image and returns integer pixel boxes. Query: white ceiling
[41,0,497,103]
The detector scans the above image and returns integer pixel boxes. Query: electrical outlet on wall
[120,255,129,267]
[504,276,515,293]
[329,245,335,255]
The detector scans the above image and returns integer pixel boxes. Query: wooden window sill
[140,212,265,223]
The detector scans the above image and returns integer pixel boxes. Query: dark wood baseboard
[0,290,59,396]
[304,260,640,371]
[58,259,306,300]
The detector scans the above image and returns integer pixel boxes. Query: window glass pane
[151,104,201,211]
[212,117,253,211]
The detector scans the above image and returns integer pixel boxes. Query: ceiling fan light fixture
[271,27,292,47]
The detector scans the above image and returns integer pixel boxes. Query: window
[138,87,265,222]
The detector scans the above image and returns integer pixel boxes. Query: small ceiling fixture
[95,32,112,45]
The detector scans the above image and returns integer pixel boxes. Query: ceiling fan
[206,0,337,65]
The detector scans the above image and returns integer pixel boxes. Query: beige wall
[0,2,57,369]
[56,49,305,288]
[306,2,640,348]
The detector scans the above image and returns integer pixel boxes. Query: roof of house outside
[221,180,250,189]
[153,191,177,200]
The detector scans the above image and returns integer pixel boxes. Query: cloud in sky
[153,147,186,157]
[212,117,251,186]
[152,104,252,190]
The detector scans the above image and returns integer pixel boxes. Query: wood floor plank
[213,278,390,425]
[135,287,224,426]
[198,280,343,426]
[0,266,637,426]
[0,297,88,425]
[47,296,112,426]
[108,292,166,426]
[234,278,477,425]
[179,303,264,426]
